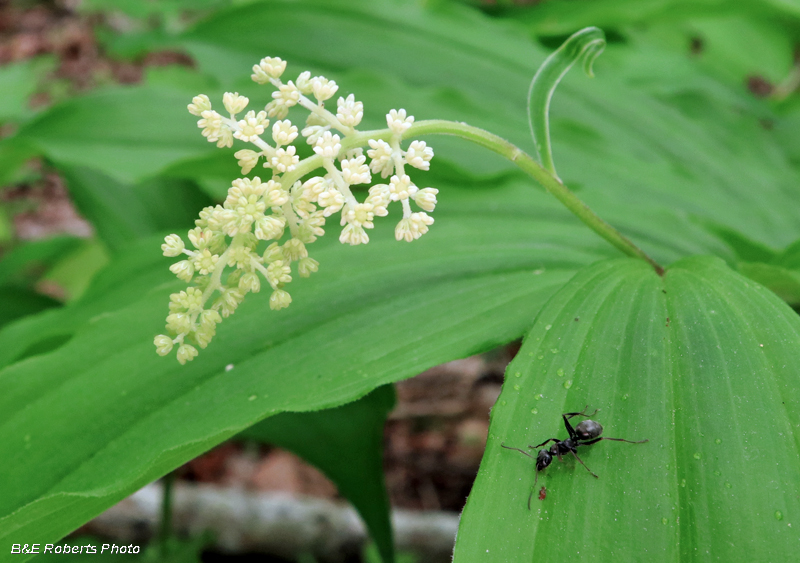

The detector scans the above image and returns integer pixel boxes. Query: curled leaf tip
[528,27,607,177]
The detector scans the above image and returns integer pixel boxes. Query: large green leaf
[0,196,609,560]
[239,385,396,563]
[454,256,800,561]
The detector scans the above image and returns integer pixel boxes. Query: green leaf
[738,262,800,306]
[59,165,213,253]
[0,57,55,123]
[0,204,607,558]
[15,87,210,185]
[454,256,800,561]
[0,237,83,287]
[239,385,396,563]
[0,287,61,329]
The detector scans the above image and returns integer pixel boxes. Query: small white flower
[313,131,342,158]
[272,120,299,146]
[318,187,345,216]
[235,149,260,174]
[395,212,434,242]
[270,289,292,310]
[367,139,395,178]
[266,260,292,287]
[154,335,174,356]
[387,108,414,135]
[198,110,223,143]
[282,238,308,261]
[339,223,369,246]
[254,215,286,241]
[301,176,327,202]
[413,187,439,212]
[301,125,328,145]
[162,234,185,257]
[263,180,290,207]
[234,110,269,142]
[252,56,287,84]
[296,71,313,94]
[336,94,363,127]
[239,272,261,293]
[311,77,338,102]
[269,146,299,173]
[176,344,199,365]
[193,248,220,275]
[188,94,211,116]
[342,202,375,229]
[405,140,434,171]
[297,257,319,277]
[388,174,417,201]
[340,155,371,185]
[223,92,249,116]
[267,81,300,118]
[365,184,391,217]
[170,260,195,282]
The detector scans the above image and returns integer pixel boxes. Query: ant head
[575,419,603,440]
[536,449,553,472]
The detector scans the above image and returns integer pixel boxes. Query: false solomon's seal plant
[155,27,662,364]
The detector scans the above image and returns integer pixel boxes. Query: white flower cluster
[156,56,437,364]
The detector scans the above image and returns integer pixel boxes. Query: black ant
[502,407,647,508]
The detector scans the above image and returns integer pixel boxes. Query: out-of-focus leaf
[39,240,109,302]
[0,287,61,329]
[0,237,84,287]
[0,57,55,123]
[454,256,800,561]
[59,165,212,253]
[240,385,396,563]
[738,262,800,306]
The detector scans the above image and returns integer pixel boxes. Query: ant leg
[597,437,649,444]
[561,407,598,440]
[501,443,537,459]
[527,470,541,510]
[569,450,599,478]
[530,438,560,449]
[563,406,599,420]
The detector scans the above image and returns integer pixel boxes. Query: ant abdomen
[575,419,603,440]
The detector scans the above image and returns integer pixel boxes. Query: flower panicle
[158,56,438,363]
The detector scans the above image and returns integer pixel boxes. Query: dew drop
[775,511,784,521]
[545,324,552,331]
[501,400,507,406]
[666,464,670,470]
[715,438,722,444]
[563,380,573,390]
[538,355,544,360]
[515,371,522,378]
[528,352,534,357]
[693,452,701,460]
[661,518,668,525]
[556,368,565,377]
[713,470,721,477]
[535,394,543,400]
[550,348,559,354]
[680,479,686,488]
[531,408,539,415]
[725,482,732,489]
[248,395,257,401]
[225,364,234,372]
[513,384,521,391]
[622,394,629,401]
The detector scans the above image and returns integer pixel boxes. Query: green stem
[407,119,664,276]
[159,471,176,558]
